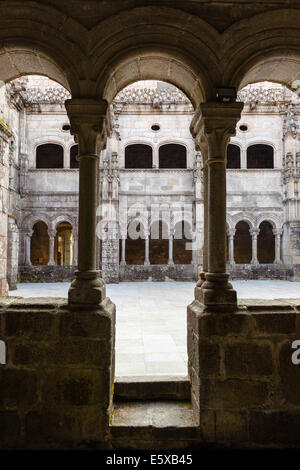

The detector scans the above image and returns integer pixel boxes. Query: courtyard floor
[9,280,300,378]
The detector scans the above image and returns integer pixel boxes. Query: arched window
[70,145,79,168]
[227,144,241,169]
[54,222,74,265]
[234,221,252,264]
[125,144,152,169]
[125,221,145,265]
[257,221,275,264]
[247,144,274,169]
[173,220,193,264]
[36,143,64,169]
[30,221,50,265]
[149,220,169,264]
[159,144,187,168]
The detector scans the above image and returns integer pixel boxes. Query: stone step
[114,376,190,401]
[111,400,200,450]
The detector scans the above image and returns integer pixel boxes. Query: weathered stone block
[279,340,300,405]
[198,311,253,337]
[5,309,59,338]
[0,369,38,408]
[254,312,296,335]
[224,341,273,377]
[249,411,300,444]
[42,369,110,408]
[59,308,113,338]
[0,411,21,447]
[200,378,270,409]
[215,411,248,442]
[198,339,220,377]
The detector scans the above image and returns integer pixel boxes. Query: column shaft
[120,237,126,265]
[251,230,259,264]
[144,237,150,266]
[168,236,174,265]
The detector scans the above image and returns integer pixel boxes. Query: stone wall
[0,297,115,449]
[187,299,300,447]
[228,264,293,280]
[18,266,76,283]
[119,264,196,281]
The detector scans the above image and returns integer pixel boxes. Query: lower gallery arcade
[1,0,300,450]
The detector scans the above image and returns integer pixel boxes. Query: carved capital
[65,99,109,156]
[190,101,243,161]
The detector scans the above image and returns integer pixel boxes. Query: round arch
[91,7,221,105]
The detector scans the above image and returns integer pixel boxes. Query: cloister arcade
[1,0,300,450]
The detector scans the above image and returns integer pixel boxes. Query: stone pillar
[193,144,208,295]
[228,228,236,265]
[48,230,56,266]
[25,230,32,266]
[120,237,126,266]
[250,229,259,265]
[273,228,283,264]
[190,101,243,312]
[168,235,174,265]
[73,233,78,266]
[144,235,150,266]
[65,99,110,306]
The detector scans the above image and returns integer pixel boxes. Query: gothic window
[36,143,64,169]
[159,144,187,169]
[227,144,241,169]
[247,144,274,169]
[125,144,152,169]
[257,221,275,264]
[30,221,50,265]
[234,221,252,264]
[70,145,79,168]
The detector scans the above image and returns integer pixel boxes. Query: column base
[120,261,126,266]
[144,261,150,266]
[195,272,237,313]
[68,270,106,308]
[194,271,206,299]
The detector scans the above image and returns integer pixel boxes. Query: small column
[168,235,174,265]
[144,235,150,266]
[120,237,126,266]
[25,230,32,266]
[273,228,283,264]
[228,228,236,265]
[250,229,259,265]
[190,101,243,312]
[65,99,109,306]
[48,230,56,266]
[73,233,78,265]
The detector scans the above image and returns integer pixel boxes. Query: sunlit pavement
[9,280,300,377]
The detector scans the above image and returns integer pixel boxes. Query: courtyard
[9,280,300,378]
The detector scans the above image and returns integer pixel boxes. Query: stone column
[190,101,243,312]
[144,235,150,266]
[120,237,126,266]
[228,228,236,265]
[250,229,259,265]
[73,233,78,266]
[273,228,283,264]
[65,99,110,306]
[25,230,32,266]
[168,235,174,265]
[48,230,56,266]
[192,143,208,296]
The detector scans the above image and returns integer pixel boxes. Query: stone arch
[232,213,255,231]
[257,220,275,264]
[21,213,50,232]
[30,220,50,266]
[246,143,274,169]
[234,220,252,264]
[256,213,282,231]
[0,1,92,95]
[227,143,241,169]
[92,6,220,105]
[125,217,147,265]
[149,219,169,265]
[221,9,300,92]
[173,219,193,265]
[50,215,76,234]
